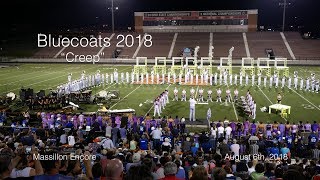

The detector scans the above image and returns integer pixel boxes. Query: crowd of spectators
[0,111,320,180]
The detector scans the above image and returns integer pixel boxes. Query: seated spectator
[162,138,172,152]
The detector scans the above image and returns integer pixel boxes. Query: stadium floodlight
[107,0,118,33]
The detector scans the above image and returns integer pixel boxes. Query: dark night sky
[0,0,319,33]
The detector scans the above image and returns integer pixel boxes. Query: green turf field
[1,63,320,123]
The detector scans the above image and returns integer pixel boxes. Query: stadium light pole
[107,0,116,32]
[111,0,114,33]
[282,0,286,32]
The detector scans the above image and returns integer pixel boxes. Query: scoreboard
[135,10,258,33]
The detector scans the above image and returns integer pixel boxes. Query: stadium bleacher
[172,32,209,58]
[212,32,246,59]
[138,33,174,58]
[285,32,320,60]
[246,32,291,59]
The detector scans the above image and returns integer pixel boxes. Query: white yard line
[280,32,296,60]
[168,33,178,59]
[54,46,67,59]
[144,84,172,117]
[226,84,239,121]
[132,33,146,59]
[242,32,251,58]
[258,86,288,121]
[288,86,320,111]
[110,84,142,109]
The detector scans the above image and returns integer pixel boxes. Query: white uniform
[257,72,262,86]
[234,74,238,85]
[198,89,204,102]
[300,78,304,90]
[225,89,231,103]
[214,73,218,85]
[156,74,160,84]
[274,74,279,88]
[229,74,233,85]
[110,74,114,84]
[240,72,243,86]
[281,77,286,88]
[68,74,72,82]
[288,77,292,89]
[223,70,228,85]
[216,89,222,102]
[131,72,135,83]
[189,98,196,121]
[306,78,310,91]
[264,76,267,87]
[105,73,109,84]
[252,75,255,86]
[190,88,195,98]
[269,76,273,88]
[210,74,213,85]
[173,88,178,101]
[252,102,257,119]
[219,73,223,85]
[140,73,144,84]
[151,72,154,84]
[146,73,149,84]
[181,89,187,101]
[195,74,199,85]
[245,74,249,86]
[207,89,213,102]
[162,73,165,84]
[126,72,130,84]
[96,72,101,85]
[167,73,171,83]
[173,73,176,83]
[121,72,125,83]
[200,74,203,84]
[294,73,298,90]
[154,100,161,117]
[234,89,239,102]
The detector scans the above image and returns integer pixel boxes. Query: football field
[1,63,320,123]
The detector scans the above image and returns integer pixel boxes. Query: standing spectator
[129,136,138,151]
[150,127,162,151]
[250,141,259,155]
[111,126,120,147]
[230,139,240,156]
[105,123,112,137]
